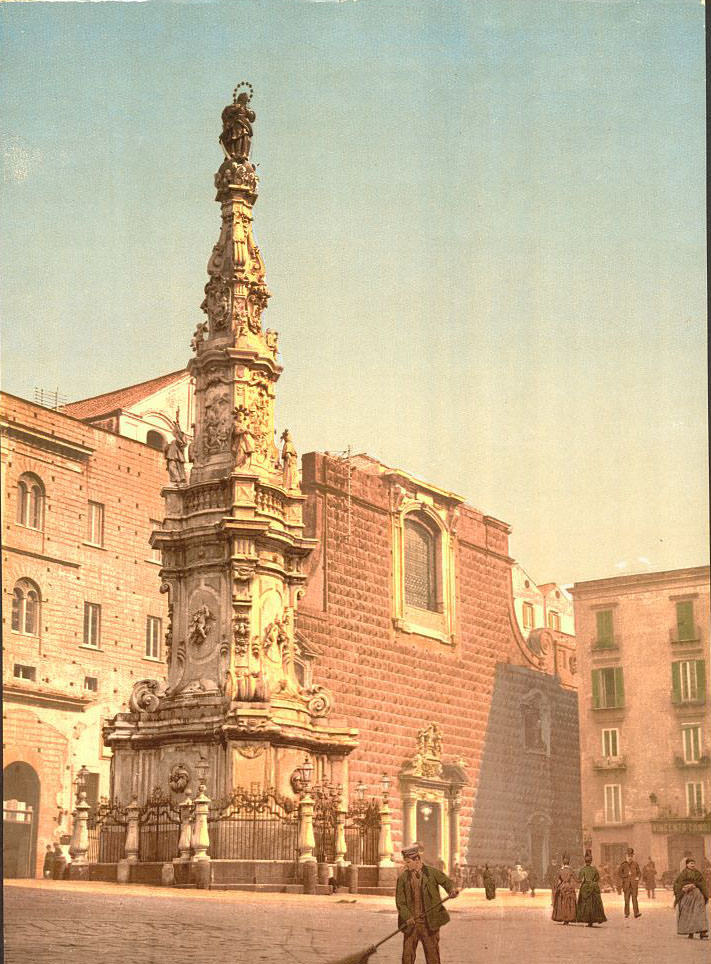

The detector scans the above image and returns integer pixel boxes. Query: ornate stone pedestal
[102,90,358,884]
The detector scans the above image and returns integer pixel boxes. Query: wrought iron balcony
[592,755,627,771]
[673,754,710,769]
[592,637,619,652]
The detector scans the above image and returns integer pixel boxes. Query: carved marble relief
[204,385,232,455]
[188,604,215,648]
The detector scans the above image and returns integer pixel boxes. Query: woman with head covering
[576,850,607,927]
[673,857,709,939]
[551,854,577,924]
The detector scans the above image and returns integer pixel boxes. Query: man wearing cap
[617,847,642,918]
[396,844,458,964]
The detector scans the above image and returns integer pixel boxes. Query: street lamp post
[69,763,91,876]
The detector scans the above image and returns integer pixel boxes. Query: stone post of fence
[191,784,211,890]
[124,797,140,864]
[68,790,91,879]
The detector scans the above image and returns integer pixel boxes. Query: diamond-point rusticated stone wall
[297,451,580,871]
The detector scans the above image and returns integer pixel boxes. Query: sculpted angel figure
[280,429,298,490]
[232,406,255,468]
[164,410,188,485]
[188,605,213,647]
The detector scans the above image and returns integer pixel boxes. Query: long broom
[326,894,453,964]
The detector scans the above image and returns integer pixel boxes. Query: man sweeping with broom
[329,845,459,964]
[396,844,459,964]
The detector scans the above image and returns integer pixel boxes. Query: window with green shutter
[676,601,695,641]
[592,667,624,709]
[672,660,706,704]
[596,610,614,648]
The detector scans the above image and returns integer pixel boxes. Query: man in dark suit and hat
[395,844,458,964]
[618,847,642,918]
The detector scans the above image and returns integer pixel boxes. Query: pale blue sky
[1,0,707,584]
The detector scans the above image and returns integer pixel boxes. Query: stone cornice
[2,545,81,569]
[0,419,94,461]
[3,684,91,712]
[571,566,710,597]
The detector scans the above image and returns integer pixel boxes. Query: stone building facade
[512,563,575,641]
[1,392,169,878]
[297,452,580,872]
[572,567,710,875]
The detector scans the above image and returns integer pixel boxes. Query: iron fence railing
[207,787,298,862]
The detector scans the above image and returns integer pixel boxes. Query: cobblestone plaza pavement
[4,880,709,964]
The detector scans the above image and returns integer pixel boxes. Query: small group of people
[42,841,70,880]
[393,842,708,964]
[550,846,709,940]
[454,861,538,896]
[551,850,607,927]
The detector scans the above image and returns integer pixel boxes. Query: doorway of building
[668,834,707,874]
[600,842,628,874]
[3,762,40,878]
[528,814,551,878]
[416,801,441,865]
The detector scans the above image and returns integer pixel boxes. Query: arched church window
[11,579,41,636]
[146,430,166,452]
[16,474,45,530]
[404,516,439,612]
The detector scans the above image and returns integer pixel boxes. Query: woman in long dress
[576,851,607,927]
[483,864,496,900]
[673,857,709,939]
[551,856,577,924]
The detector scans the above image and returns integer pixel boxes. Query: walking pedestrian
[51,842,66,880]
[483,863,496,900]
[42,844,54,879]
[395,844,459,964]
[576,851,607,927]
[642,857,657,899]
[551,855,578,924]
[673,857,709,940]
[617,847,642,918]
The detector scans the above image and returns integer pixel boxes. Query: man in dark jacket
[395,845,458,964]
[618,847,642,918]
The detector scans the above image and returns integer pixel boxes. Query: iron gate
[345,799,380,866]
[138,788,181,862]
[207,786,298,861]
[87,799,128,863]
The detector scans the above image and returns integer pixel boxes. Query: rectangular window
[522,602,534,630]
[149,520,162,563]
[686,782,704,816]
[83,602,101,648]
[682,725,702,763]
[604,784,622,823]
[672,660,706,704]
[547,610,560,630]
[602,728,619,758]
[13,663,36,681]
[592,667,625,709]
[676,600,695,641]
[145,616,162,660]
[596,609,614,647]
[87,501,104,547]
[84,676,98,692]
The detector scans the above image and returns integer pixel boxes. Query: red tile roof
[60,369,188,421]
